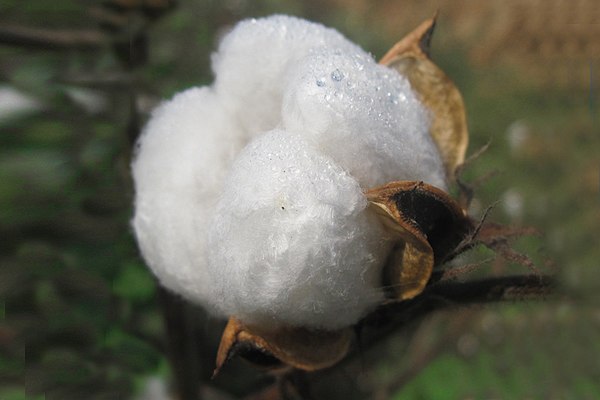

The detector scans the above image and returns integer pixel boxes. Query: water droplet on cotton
[331,69,344,81]
[316,78,326,87]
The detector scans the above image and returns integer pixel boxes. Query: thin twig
[455,140,492,208]
[372,311,475,400]
[55,73,135,90]
[158,287,204,400]
[0,24,108,50]
[358,274,554,350]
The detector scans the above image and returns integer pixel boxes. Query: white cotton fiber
[207,131,390,329]
[282,51,446,189]
[132,15,447,330]
[212,15,363,141]
[132,87,244,307]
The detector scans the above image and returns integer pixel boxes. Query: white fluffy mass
[132,15,446,330]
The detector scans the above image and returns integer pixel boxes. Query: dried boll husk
[214,318,352,375]
[367,181,473,300]
[380,15,469,180]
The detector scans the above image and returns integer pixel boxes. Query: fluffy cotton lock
[207,131,390,328]
[132,87,244,306]
[212,15,363,139]
[132,15,447,330]
[282,50,445,189]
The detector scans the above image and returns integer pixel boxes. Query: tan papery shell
[380,15,469,180]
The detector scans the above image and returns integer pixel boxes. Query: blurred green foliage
[2,0,599,399]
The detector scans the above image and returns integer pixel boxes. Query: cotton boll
[282,50,446,189]
[213,15,365,139]
[132,87,244,307]
[207,131,391,330]
[132,16,449,331]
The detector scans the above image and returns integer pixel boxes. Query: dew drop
[316,77,326,87]
[331,69,344,81]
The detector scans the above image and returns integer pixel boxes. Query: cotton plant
[132,15,475,372]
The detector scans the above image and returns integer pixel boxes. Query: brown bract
[214,318,352,375]
[380,14,469,180]
[367,181,472,300]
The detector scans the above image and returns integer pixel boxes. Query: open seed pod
[214,16,474,375]
[380,14,469,179]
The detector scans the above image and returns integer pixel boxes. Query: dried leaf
[380,15,469,179]
[366,181,472,299]
[475,222,540,274]
[214,318,352,375]
[446,207,540,271]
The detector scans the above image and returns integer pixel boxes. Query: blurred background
[2,0,599,399]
